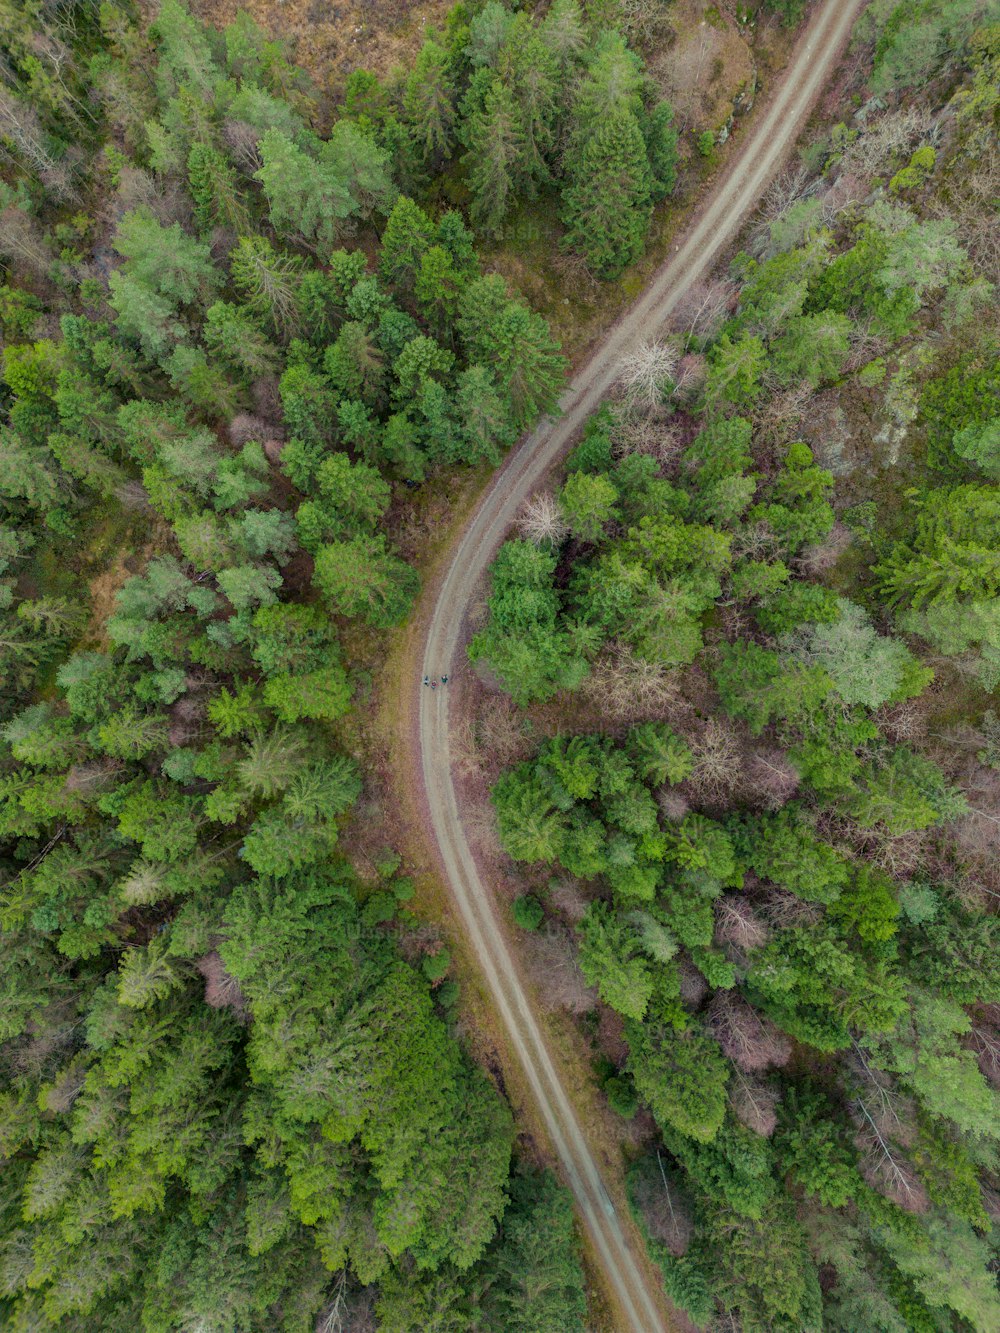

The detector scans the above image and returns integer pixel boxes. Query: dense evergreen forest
[0,0,618,1326]
[1,0,999,1330]
[469,3,1000,1329]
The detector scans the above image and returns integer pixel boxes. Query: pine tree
[463,79,527,238]
[501,17,559,184]
[254,129,354,250]
[561,109,653,279]
[403,39,455,164]
[379,194,435,294]
[186,142,248,235]
[230,235,303,339]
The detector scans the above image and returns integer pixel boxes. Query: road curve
[416,4,867,1328]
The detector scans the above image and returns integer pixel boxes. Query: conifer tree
[463,79,527,238]
[561,109,653,278]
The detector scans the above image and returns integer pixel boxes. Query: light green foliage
[313,534,419,627]
[952,417,1000,477]
[661,1115,778,1220]
[229,235,303,339]
[403,39,455,163]
[469,539,588,704]
[113,207,217,307]
[295,451,390,550]
[749,921,907,1050]
[879,483,1000,607]
[877,991,1000,1137]
[704,333,766,407]
[221,870,512,1277]
[771,311,852,387]
[775,1089,862,1207]
[889,144,937,194]
[3,1,999,1326]
[625,722,693,786]
[458,275,567,428]
[783,597,933,710]
[749,441,835,554]
[558,470,619,541]
[579,902,655,1020]
[463,79,528,237]
[737,807,850,904]
[0,1,589,1314]
[863,0,1000,93]
[715,641,834,737]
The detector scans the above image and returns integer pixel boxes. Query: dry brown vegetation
[648,0,756,134]
[187,0,454,93]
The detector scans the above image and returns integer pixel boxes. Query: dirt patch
[188,0,454,94]
[83,519,170,648]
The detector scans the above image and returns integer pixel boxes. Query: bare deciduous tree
[168,694,203,748]
[197,951,250,1019]
[749,381,814,450]
[0,204,51,277]
[449,711,484,779]
[222,118,264,172]
[229,413,277,447]
[547,876,590,925]
[761,888,824,930]
[747,748,801,810]
[673,353,708,405]
[65,759,121,795]
[839,108,935,180]
[868,829,930,879]
[844,318,890,373]
[608,407,683,468]
[517,490,569,546]
[969,1007,1000,1089]
[616,340,679,412]
[731,518,783,563]
[37,1058,87,1114]
[551,247,602,296]
[707,991,792,1072]
[677,956,709,1008]
[617,0,674,50]
[687,718,743,801]
[714,895,769,954]
[0,88,59,176]
[582,645,684,723]
[795,521,854,577]
[463,796,505,862]
[475,695,535,772]
[749,165,810,257]
[316,1272,376,1333]
[657,786,691,824]
[669,278,734,343]
[522,925,597,1014]
[852,1088,930,1215]
[730,1069,780,1137]
[631,1151,694,1256]
[930,144,1000,283]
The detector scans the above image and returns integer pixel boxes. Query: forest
[0,0,599,1326]
[0,0,998,1330]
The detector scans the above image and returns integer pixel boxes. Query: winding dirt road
[414,4,867,1327]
